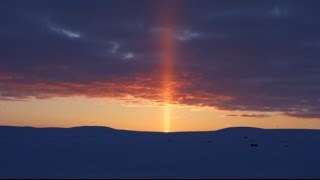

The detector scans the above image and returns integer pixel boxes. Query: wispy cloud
[108,41,120,54]
[48,24,81,38]
[122,52,135,60]
[177,30,200,41]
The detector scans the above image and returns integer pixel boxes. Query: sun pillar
[159,1,177,133]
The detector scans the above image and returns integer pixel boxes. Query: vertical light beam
[162,29,174,133]
[159,1,176,133]
[163,103,171,133]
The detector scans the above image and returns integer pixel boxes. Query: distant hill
[1,126,320,178]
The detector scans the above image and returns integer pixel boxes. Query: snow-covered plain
[1,126,320,178]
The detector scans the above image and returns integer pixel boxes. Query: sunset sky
[1,0,320,132]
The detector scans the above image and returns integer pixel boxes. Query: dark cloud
[227,114,272,118]
[240,114,272,118]
[226,114,238,117]
[0,0,320,118]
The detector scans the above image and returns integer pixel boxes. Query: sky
[0,0,320,132]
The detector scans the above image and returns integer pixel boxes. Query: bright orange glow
[1,96,320,132]
[163,104,171,133]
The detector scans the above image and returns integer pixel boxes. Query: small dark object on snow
[244,136,248,139]
[250,144,258,147]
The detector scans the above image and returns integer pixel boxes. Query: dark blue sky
[0,0,320,118]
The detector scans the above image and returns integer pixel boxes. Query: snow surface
[1,126,320,178]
